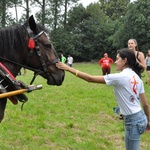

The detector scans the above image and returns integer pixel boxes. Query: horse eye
[44,44,51,49]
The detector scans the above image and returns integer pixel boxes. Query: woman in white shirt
[56,48,150,150]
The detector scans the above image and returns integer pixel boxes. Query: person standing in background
[23,68,26,75]
[67,54,73,67]
[128,39,146,71]
[145,49,150,85]
[61,53,66,63]
[98,53,114,75]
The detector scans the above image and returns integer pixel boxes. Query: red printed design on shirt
[130,76,138,94]
[129,95,135,104]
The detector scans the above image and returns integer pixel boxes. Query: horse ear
[28,15,37,34]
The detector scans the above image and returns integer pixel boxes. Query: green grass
[0,63,150,150]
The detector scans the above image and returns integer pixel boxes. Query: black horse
[0,15,65,122]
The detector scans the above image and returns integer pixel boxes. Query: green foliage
[52,3,115,61]
[115,0,150,52]
[51,27,77,56]
[99,0,130,20]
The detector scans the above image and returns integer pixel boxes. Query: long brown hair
[117,48,143,78]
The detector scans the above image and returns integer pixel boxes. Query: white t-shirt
[104,68,144,115]
[145,57,150,66]
[67,56,73,64]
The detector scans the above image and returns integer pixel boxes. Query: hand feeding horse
[0,15,65,122]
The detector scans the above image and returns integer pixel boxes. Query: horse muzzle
[46,70,65,86]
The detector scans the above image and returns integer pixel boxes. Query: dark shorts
[102,67,110,75]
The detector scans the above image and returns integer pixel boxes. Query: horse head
[23,15,65,86]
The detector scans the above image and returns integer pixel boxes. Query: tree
[61,3,112,61]
[30,0,46,26]
[114,0,150,52]
[2,0,150,61]
[99,0,130,20]
[63,0,79,28]
[1,0,7,27]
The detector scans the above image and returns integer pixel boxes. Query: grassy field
[0,63,150,150]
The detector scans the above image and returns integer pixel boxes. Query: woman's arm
[56,62,105,83]
[140,93,150,132]
[138,52,147,69]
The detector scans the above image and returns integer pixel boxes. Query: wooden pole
[0,89,27,99]
[0,85,42,99]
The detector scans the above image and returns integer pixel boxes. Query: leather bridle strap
[27,28,60,84]
[0,56,41,73]
[34,40,49,73]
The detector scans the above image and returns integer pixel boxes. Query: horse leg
[0,98,7,122]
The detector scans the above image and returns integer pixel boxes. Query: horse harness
[0,62,28,107]
[0,27,59,107]
[27,27,59,84]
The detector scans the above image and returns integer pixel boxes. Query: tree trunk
[2,0,6,27]
[64,0,68,28]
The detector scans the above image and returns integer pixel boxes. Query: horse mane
[0,25,27,57]
[0,23,48,59]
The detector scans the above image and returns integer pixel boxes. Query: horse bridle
[0,28,60,85]
[26,27,60,84]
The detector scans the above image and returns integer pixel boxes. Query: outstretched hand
[56,62,70,71]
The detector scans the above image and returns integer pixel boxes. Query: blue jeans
[123,110,147,150]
